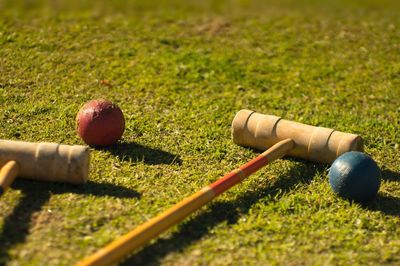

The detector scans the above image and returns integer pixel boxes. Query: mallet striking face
[0,139,90,196]
[76,110,363,266]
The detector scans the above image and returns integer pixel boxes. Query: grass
[1,0,400,265]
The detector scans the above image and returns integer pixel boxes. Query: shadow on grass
[122,160,323,266]
[99,142,182,165]
[381,169,400,182]
[364,169,400,216]
[0,180,140,265]
[366,194,400,216]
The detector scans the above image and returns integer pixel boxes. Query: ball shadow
[99,142,182,165]
[363,169,400,216]
[365,194,400,216]
[381,169,400,182]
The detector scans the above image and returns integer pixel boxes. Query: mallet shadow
[0,180,141,266]
[99,142,182,165]
[122,159,323,266]
[0,141,181,265]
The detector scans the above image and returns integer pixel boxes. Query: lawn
[1,0,400,265]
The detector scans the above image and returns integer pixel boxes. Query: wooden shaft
[0,161,20,196]
[76,139,295,266]
[232,109,364,164]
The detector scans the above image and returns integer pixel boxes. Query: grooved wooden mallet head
[232,109,363,164]
[0,139,90,183]
[0,139,90,196]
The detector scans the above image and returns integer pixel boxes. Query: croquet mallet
[0,139,90,196]
[76,109,363,266]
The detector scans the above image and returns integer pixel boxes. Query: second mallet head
[232,109,363,164]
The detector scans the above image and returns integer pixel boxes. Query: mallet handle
[76,139,295,266]
[0,161,20,196]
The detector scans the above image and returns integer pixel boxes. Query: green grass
[1,0,400,265]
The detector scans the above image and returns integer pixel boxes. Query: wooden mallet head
[0,139,90,196]
[232,109,363,164]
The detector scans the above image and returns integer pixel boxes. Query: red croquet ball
[76,99,125,146]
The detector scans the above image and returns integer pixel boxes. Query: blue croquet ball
[329,151,381,202]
